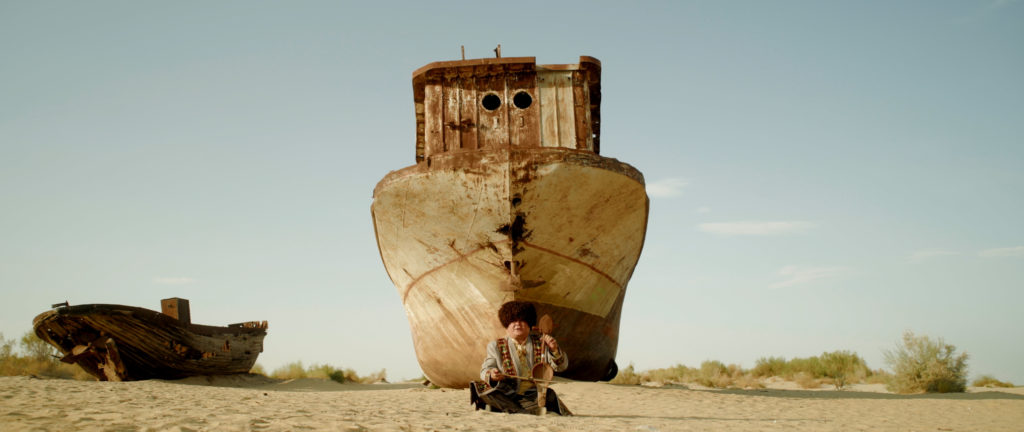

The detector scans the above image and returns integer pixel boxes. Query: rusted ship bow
[33,298,267,381]
[372,55,649,388]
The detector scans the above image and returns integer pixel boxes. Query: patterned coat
[479,334,568,384]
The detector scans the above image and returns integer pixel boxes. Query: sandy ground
[1,375,1022,431]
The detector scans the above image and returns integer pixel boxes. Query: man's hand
[540,334,559,354]
[489,368,505,381]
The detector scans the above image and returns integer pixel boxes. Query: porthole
[481,93,501,111]
[512,91,533,109]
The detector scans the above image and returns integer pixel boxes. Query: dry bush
[751,356,789,378]
[608,350,875,391]
[696,360,736,388]
[0,332,93,380]
[308,364,347,382]
[794,371,822,389]
[643,362,757,389]
[0,333,13,362]
[865,369,892,385]
[972,375,1014,388]
[268,361,387,384]
[819,350,869,390]
[643,364,695,384]
[884,331,968,393]
[270,361,309,380]
[750,351,871,389]
[361,369,388,383]
[733,374,765,389]
[788,356,824,377]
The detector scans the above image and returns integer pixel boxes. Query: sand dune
[1,375,1021,431]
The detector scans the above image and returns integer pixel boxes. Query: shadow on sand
[161,374,423,392]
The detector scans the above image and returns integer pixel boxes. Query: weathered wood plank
[572,71,592,151]
[555,72,576,148]
[423,82,443,157]
[477,70,508,149]
[458,73,479,151]
[442,76,461,152]
[508,71,539,148]
[538,70,560,148]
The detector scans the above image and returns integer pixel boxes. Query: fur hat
[498,301,537,328]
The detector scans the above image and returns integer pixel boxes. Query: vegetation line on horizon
[1,331,1014,392]
[611,331,998,394]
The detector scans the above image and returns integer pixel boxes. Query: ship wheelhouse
[412,56,602,161]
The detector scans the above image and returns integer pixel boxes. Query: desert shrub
[609,363,641,385]
[794,371,822,389]
[972,375,1014,388]
[865,369,892,385]
[733,374,765,389]
[268,361,386,384]
[819,350,869,390]
[788,356,823,377]
[362,369,388,384]
[0,331,93,380]
[751,352,871,388]
[645,364,697,384]
[884,331,968,393]
[270,361,309,380]
[635,362,760,388]
[327,369,347,383]
[308,364,344,381]
[696,360,735,388]
[249,363,266,375]
[0,333,14,360]
[751,356,789,378]
[607,350,876,390]
[20,332,57,360]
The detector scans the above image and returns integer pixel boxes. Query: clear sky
[2,1,1022,384]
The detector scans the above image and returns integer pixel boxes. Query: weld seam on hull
[400,239,624,306]
[519,240,624,290]
[401,244,488,304]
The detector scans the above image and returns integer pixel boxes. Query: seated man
[470,301,572,415]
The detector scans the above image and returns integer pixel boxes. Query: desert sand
[2,375,1022,431]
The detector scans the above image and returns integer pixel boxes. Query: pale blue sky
[2,1,1022,383]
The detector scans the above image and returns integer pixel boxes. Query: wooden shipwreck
[33,298,267,381]
[371,54,649,388]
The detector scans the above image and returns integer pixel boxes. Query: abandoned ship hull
[33,303,267,381]
[373,55,649,388]
[372,148,648,388]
